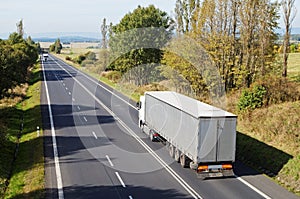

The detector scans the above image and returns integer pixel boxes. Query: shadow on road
[10,185,194,199]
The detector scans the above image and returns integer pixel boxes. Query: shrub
[85,51,96,61]
[259,76,300,106]
[81,60,94,67]
[65,56,72,61]
[75,54,86,64]
[238,76,300,111]
[238,85,267,111]
[105,71,122,82]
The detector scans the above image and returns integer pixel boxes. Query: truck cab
[137,95,145,128]
[42,53,49,61]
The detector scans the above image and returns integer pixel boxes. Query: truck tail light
[198,165,208,171]
[222,164,232,170]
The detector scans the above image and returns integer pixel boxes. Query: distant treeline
[0,33,39,96]
[278,34,300,42]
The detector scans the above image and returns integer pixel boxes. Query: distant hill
[0,32,101,42]
[33,36,100,43]
[276,27,300,35]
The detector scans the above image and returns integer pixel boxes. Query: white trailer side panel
[143,91,237,164]
[145,94,199,161]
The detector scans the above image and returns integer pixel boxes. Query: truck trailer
[137,91,237,178]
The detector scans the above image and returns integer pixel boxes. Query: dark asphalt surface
[41,55,299,199]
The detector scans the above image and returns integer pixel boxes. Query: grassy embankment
[55,46,300,195]
[0,64,44,199]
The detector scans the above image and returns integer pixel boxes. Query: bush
[238,85,267,111]
[85,51,96,61]
[75,54,86,64]
[259,76,300,106]
[81,60,94,67]
[238,76,300,111]
[104,71,121,82]
[65,56,72,61]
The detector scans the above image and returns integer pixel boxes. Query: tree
[16,19,24,37]
[282,0,297,77]
[101,18,108,49]
[50,39,62,54]
[54,38,62,54]
[108,22,114,47]
[109,5,174,85]
[0,32,38,95]
[174,0,200,34]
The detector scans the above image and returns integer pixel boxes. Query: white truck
[42,53,49,61]
[137,91,237,178]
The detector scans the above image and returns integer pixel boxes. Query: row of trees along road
[0,20,39,96]
[101,0,296,100]
[170,0,281,94]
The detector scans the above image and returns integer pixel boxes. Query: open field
[40,42,99,50]
[288,53,300,80]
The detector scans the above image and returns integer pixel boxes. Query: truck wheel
[149,130,155,142]
[180,154,189,168]
[174,148,180,163]
[169,144,175,158]
[189,161,198,170]
[139,121,143,128]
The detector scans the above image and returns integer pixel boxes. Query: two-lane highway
[41,54,299,199]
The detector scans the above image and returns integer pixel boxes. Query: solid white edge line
[129,196,133,199]
[115,172,126,188]
[106,155,114,167]
[54,55,273,199]
[42,59,64,199]
[53,58,202,199]
[92,131,98,139]
[235,175,272,199]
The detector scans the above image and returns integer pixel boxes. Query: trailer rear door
[199,118,218,162]
[217,118,236,162]
[198,118,236,163]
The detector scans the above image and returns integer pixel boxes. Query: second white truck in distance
[137,91,237,179]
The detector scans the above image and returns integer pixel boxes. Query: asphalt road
[41,55,299,199]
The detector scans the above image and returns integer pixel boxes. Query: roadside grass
[237,101,300,195]
[0,107,22,197]
[1,64,44,199]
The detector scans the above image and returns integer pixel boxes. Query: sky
[0,0,299,38]
[0,0,176,37]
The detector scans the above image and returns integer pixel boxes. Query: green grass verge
[237,101,300,195]
[3,64,44,199]
[288,53,300,81]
